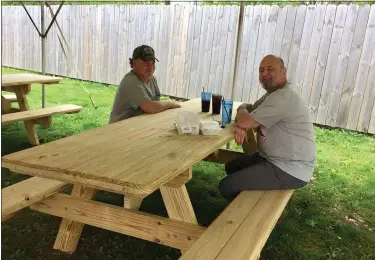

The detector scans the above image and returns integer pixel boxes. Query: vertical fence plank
[294,5,315,93]
[263,5,279,56]
[223,6,240,99]
[182,5,195,98]
[215,6,230,97]
[357,46,375,132]
[158,6,170,94]
[280,6,297,68]
[272,5,287,56]
[176,5,190,98]
[187,5,203,99]
[166,5,177,96]
[171,4,183,97]
[336,5,371,128]
[368,95,375,134]
[301,5,327,103]
[194,6,209,98]
[199,7,217,94]
[287,5,307,89]
[208,6,223,95]
[346,5,375,130]
[242,5,262,103]
[316,5,348,125]
[309,5,336,121]
[250,5,270,103]
[232,6,254,101]
[326,4,360,126]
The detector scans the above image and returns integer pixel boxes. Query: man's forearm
[237,103,254,113]
[141,100,175,114]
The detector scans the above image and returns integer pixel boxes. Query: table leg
[160,185,197,224]
[124,195,143,210]
[53,184,97,253]
[14,85,39,145]
[160,168,196,224]
[160,182,197,255]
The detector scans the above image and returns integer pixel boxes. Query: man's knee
[224,159,236,174]
[219,178,238,201]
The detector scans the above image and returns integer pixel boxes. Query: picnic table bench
[1,74,82,145]
[2,98,294,259]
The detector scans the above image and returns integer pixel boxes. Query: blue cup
[201,91,212,112]
[221,99,233,125]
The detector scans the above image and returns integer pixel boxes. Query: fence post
[230,4,245,102]
[227,4,245,150]
[41,1,46,108]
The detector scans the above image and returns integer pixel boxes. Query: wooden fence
[2,4,375,134]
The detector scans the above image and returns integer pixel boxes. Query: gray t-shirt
[249,83,316,182]
[109,70,161,123]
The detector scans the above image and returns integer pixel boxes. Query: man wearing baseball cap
[109,45,180,123]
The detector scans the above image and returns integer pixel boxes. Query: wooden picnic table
[2,98,241,254]
[2,74,62,114]
[1,74,81,146]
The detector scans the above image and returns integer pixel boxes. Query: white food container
[175,110,200,135]
[199,120,222,136]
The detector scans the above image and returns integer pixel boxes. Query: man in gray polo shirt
[109,45,180,123]
[219,55,316,201]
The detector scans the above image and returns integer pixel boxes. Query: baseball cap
[132,45,159,62]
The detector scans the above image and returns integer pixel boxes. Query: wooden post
[53,184,97,253]
[230,4,245,102]
[124,195,143,210]
[41,1,46,108]
[14,86,39,145]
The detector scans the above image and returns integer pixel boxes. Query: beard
[261,82,279,93]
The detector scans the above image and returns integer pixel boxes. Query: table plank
[1,74,62,87]
[2,99,242,197]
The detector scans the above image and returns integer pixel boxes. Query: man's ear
[282,67,287,76]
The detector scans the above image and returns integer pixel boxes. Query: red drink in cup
[212,94,222,115]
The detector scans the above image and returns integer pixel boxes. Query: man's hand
[233,125,248,145]
[167,102,181,109]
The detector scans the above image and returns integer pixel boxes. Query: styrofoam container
[199,120,222,136]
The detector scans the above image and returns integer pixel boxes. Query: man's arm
[140,100,180,114]
[235,109,260,129]
[237,103,253,112]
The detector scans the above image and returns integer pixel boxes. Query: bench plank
[1,104,82,124]
[180,190,293,260]
[215,190,293,260]
[180,191,265,260]
[2,177,67,221]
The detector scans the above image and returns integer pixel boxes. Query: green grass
[2,66,375,260]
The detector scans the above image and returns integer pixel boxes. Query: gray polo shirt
[249,83,316,182]
[109,70,161,123]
